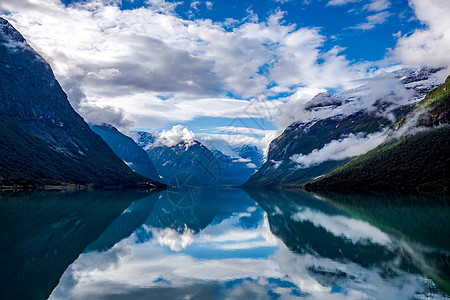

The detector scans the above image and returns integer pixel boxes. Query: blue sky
[0,0,449,152]
[109,0,423,63]
[170,0,421,62]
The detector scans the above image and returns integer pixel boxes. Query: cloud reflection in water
[49,189,445,300]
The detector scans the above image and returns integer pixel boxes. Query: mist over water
[1,189,448,299]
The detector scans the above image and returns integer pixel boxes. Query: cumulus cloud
[290,131,387,168]
[80,105,135,130]
[48,192,436,300]
[1,0,447,153]
[394,0,450,68]
[155,125,196,147]
[274,72,414,129]
[0,0,371,130]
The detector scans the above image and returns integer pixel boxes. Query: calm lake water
[0,188,449,299]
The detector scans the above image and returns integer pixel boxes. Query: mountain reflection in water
[1,189,448,299]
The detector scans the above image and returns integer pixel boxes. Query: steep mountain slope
[90,124,160,181]
[244,67,442,188]
[0,18,164,189]
[244,112,391,187]
[305,76,450,193]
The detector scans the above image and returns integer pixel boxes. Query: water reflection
[312,191,450,296]
[0,190,154,300]
[42,188,448,299]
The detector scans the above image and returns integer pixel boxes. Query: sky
[0,0,449,154]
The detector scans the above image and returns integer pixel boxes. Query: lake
[0,188,449,299]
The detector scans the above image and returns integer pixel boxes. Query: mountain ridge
[305,76,450,193]
[89,123,161,182]
[0,17,165,189]
[244,67,443,188]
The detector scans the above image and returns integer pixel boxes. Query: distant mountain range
[305,76,450,192]
[0,18,164,189]
[130,131,263,186]
[244,67,445,189]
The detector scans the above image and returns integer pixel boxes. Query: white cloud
[190,1,200,10]
[213,126,273,137]
[290,131,387,168]
[394,0,450,68]
[155,125,196,147]
[0,0,372,131]
[2,0,447,153]
[197,132,264,156]
[274,72,415,129]
[232,158,252,163]
[261,130,280,159]
[48,192,438,300]
[328,0,390,12]
[270,160,282,170]
[246,163,258,169]
[327,0,361,5]
[364,0,390,11]
[353,11,391,30]
[145,0,182,13]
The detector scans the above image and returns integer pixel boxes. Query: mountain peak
[0,17,25,43]
[0,20,164,188]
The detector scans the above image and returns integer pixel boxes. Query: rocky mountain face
[305,76,450,192]
[132,130,264,186]
[244,67,443,188]
[90,124,160,182]
[130,131,156,149]
[0,18,164,188]
[146,140,241,186]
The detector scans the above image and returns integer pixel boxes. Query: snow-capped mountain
[305,75,450,192]
[131,130,264,186]
[244,67,444,187]
[130,131,157,150]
